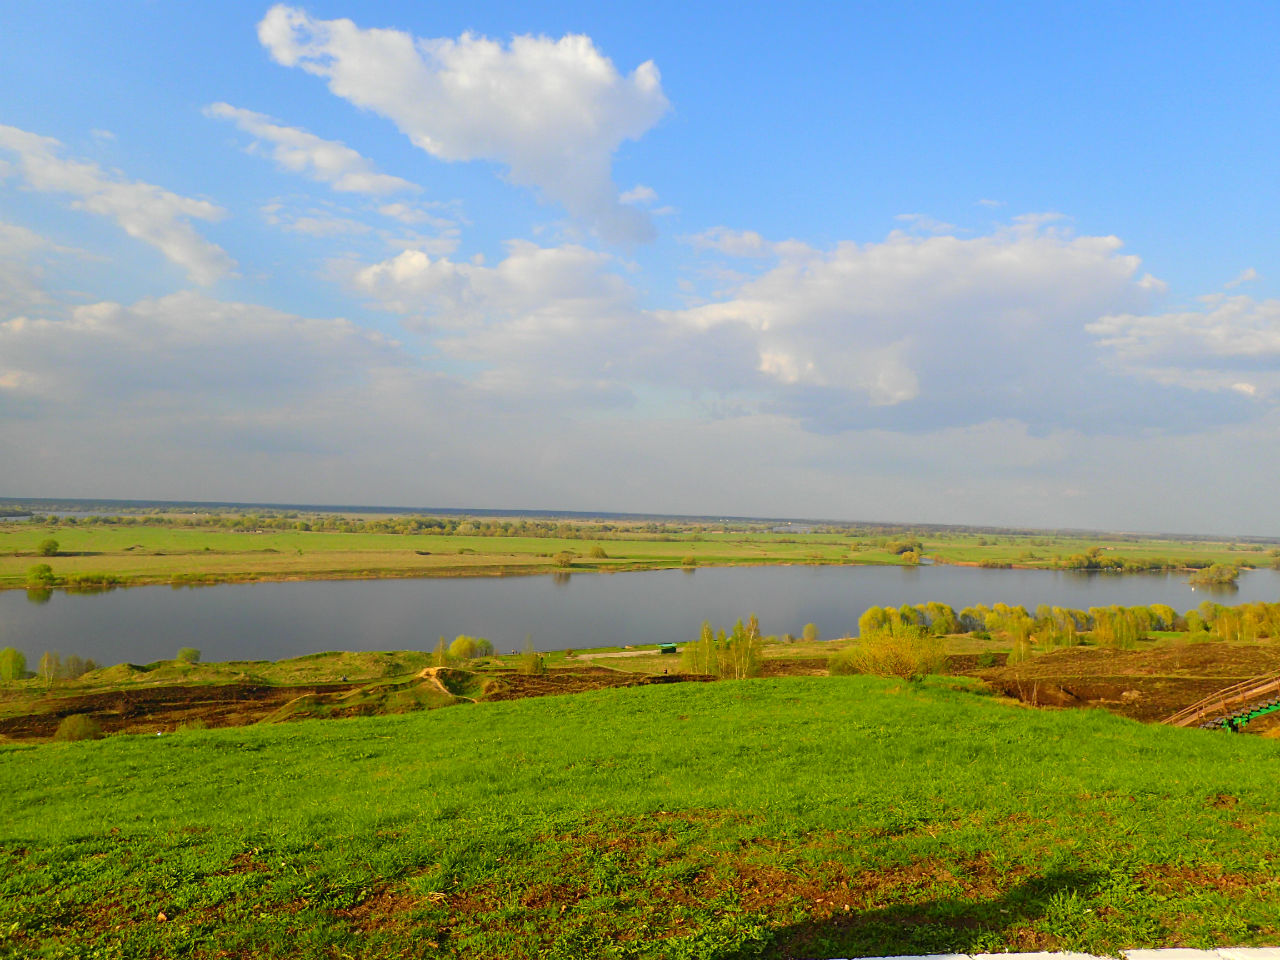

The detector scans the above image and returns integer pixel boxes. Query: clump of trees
[448,635,494,660]
[1189,564,1240,587]
[681,615,763,679]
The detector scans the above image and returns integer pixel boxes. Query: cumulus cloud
[1089,294,1280,398]
[669,219,1170,427]
[0,291,401,409]
[348,219,1200,433]
[257,5,669,243]
[0,124,234,285]
[206,102,419,195]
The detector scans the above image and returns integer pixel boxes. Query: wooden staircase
[1163,674,1280,730]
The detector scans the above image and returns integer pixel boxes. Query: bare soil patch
[982,641,1280,726]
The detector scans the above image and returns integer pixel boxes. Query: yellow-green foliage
[680,616,763,678]
[53,714,103,741]
[830,629,945,680]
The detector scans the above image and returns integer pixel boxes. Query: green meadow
[3,676,1278,959]
[1,515,1271,591]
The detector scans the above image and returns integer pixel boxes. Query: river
[0,563,1275,666]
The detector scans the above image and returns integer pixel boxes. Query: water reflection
[2,564,1278,666]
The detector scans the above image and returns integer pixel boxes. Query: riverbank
[2,515,1270,591]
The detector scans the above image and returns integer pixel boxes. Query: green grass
[2,677,1278,958]
[0,523,879,589]
[4,518,1268,591]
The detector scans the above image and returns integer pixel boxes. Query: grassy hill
[2,675,1278,958]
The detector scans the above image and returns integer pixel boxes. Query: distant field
[0,521,887,589]
[2,676,1277,958]
[1,515,1269,590]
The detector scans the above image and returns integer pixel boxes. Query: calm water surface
[0,564,1276,665]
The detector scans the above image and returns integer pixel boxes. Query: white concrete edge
[829,949,1280,960]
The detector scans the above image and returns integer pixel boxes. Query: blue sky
[2,2,1278,533]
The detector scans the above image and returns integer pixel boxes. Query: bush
[54,714,104,742]
[518,641,546,676]
[0,647,26,682]
[176,647,201,664]
[588,545,608,559]
[681,556,697,567]
[802,623,820,643]
[38,538,59,557]
[828,628,945,681]
[553,551,575,568]
[26,564,56,587]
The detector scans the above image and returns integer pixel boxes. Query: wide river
[1,564,1276,666]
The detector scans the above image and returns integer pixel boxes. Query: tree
[0,647,26,682]
[802,622,820,643]
[449,635,478,660]
[38,651,60,687]
[37,538,59,557]
[176,647,201,663]
[26,564,55,587]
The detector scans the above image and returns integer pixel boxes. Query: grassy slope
[2,677,1278,959]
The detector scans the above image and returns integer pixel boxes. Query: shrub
[517,641,546,676]
[553,551,575,568]
[26,564,56,587]
[176,647,201,664]
[802,623,820,643]
[681,556,697,567]
[976,651,999,668]
[54,714,103,742]
[828,627,945,681]
[588,545,608,559]
[38,538,59,557]
[0,647,26,682]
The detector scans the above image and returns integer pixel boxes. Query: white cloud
[1225,267,1259,289]
[349,218,1173,431]
[685,227,777,258]
[257,5,669,243]
[0,291,400,407]
[895,213,958,234]
[0,124,234,285]
[206,102,419,195]
[1089,294,1280,398]
[261,203,372,237]
[619,184,657,206]
[667,220,1161,421]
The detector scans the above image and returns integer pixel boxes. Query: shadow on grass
[751,869,1107,960]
